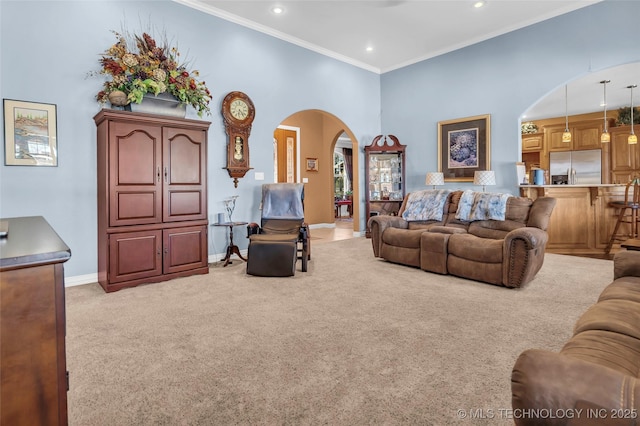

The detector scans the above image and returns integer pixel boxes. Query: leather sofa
[511,250,640,425]
[368,190,556,288]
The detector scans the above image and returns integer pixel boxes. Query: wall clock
[222,91,255,187]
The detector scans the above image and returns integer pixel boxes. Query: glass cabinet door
[368,153,403,201]
[364,135,406,237]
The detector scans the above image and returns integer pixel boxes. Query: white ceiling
[177,0,638,120]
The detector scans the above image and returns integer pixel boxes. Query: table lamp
[474,170,496,192]
[425,172,444,189]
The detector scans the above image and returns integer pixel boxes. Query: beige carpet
[66,237,613,425]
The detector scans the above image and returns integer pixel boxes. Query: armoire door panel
[163,226,207,274]
[109,121,162,227]
[116,192,159,221]
[109,230,162,283]
[166,191,203,217]
[167,137,203,184]
[163,127,207,222]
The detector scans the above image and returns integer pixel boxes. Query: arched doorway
[273,110,360,239]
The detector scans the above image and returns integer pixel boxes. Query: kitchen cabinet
[545,119,604,152]
[1,216,71,425]
[610,125,640,184]
[521,132,544,152]
[95,109,210,292]
[364,135,405,237]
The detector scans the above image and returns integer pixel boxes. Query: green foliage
[616,107,640,125]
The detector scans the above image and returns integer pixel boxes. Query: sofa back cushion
[465,197,532,239]
[526,197,556,231]
[398,191,554,239]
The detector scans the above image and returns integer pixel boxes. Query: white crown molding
[173,0,381,74]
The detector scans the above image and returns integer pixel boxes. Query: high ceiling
[177,0,638,120]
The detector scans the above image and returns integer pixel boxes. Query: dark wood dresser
[0,216,71,425]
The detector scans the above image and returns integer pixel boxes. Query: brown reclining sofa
[368,190,556,288]
[511,250,640,425]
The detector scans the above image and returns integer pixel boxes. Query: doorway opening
[273,109,360,242]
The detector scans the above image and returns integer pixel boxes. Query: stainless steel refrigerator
[549,149,602,185]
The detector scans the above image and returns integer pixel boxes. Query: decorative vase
[126,92,187,118]
[108,90,129,107]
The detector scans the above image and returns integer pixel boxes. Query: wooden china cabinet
[94,110,210,292]
[364,135,406,237]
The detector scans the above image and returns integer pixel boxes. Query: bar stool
[605,177,640,254]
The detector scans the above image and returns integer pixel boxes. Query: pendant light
[600,80,610,143]
[629,84,638,145]
[562,85,572,143]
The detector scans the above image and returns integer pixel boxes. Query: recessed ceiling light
[366,46,374,52]
[271,6,284,14]
[474,1,486,8]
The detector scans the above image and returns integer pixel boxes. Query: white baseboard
[309,223,336,229]
[65,273,98,287]
[65,249,250,288]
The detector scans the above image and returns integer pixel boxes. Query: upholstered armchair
[246,183,310,276]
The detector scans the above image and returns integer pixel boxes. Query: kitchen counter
[519,185,627,257]
[519,184,624,188]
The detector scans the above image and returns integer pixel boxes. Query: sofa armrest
[512,349,640,426]
[368,215,408,257]
[614,251,640,280]
[503,227,549,288]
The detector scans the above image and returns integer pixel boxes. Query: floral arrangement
[521,122,539,134]
[95,30,211,117]
[616,107,640,125]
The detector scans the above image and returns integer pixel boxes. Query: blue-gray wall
[1,0,638,280]
[0,1,381,278]
[381,1,640,192]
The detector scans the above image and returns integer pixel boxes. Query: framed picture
[3,99,58,166]
[437,114,490,182]
[306,157,318,172]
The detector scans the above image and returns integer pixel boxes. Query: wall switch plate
[302,177,309,183]
[255,172,264,180]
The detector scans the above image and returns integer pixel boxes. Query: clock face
[230,99,249,120]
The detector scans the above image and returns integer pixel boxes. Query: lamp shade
[474,170,496,186]
[425,172,444,188]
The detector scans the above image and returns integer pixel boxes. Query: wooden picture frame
[306,157,318,172]
[3,99,58,166]
[437,114,490,182]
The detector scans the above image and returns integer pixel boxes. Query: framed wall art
[437,114,490,182]
[3,99,58,166]
[306,157,318,172]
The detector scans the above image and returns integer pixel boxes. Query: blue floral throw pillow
[401,189,452,221]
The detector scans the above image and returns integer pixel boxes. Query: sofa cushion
[380,228,424,268]
[447,233,504,285]
[561,329,640,377]
[448,233,503,263]
[382,227,425,248]
[505,197,533,223]
[468,220,525,240]
[573,299,640,340]
[598,277,640,304]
